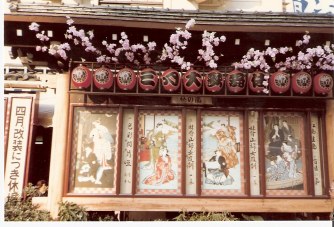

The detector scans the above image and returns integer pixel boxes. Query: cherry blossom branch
[197,31,226,69]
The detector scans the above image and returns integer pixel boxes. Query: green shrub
[88,211,118,221]
[173,210,239,221]
[57,201,88,221]
[4,184,52,221]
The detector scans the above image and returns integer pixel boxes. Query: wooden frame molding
[64,197,333,212]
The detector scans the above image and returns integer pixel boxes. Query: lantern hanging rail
[68,61,334,99]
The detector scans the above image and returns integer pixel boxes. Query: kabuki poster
[69,106,118,194]
[264,112,307,196]
[137,110,181,195]
[201,111,245,196]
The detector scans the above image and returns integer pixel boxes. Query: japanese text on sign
[171,96,212,105]
[5,97,32,197]
[311,114,323,195]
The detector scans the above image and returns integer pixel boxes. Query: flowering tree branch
[29,18,333,75]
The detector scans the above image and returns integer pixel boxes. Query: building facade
[3,0,334,220]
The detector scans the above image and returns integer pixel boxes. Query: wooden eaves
[4,2,334,34]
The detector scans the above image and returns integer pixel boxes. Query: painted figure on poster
[78,144,99,183]
[142,119,177,170]
[203,120,239,186]
[267,123,284,160]
[203,150,231,185]
[281,120,295,140]
[89,119,114,184]
[215,123,239,169]
[142,146,175,185]
[265,117,303,190]
[139,137,150,163]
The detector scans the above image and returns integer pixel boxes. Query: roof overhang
[4,3,334,34]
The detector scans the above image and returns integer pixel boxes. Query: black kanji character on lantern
[163,71,179,87]
[184,71,201,88]
[207,73,221,88]
[140,71,157,87]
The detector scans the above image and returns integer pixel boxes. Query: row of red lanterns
[71,65,333,95]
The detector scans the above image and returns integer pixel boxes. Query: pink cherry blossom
[29,22,40,32]
[185,18,195,29]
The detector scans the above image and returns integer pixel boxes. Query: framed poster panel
[264,112,307,196]
[201,111,245,196]
[68,106,119,194]
[136,110,182,195]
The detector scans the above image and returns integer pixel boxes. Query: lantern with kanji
[71,64,92,89]
[291,71,312,94]
[183,69,202,92]
[161,68,181,92]
[116,67,137,91]
[313,72,333,95]
[248,71,267,93]
[269,71,290,94]
[93,66,113,90]
[139,68,159,91]
[226,70,246,93]
[205,70,224,93]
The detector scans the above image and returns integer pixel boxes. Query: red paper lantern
[313,72,333,95]
[116,68,137,91]
[226,70,246,93]
[93,66,113,90]
[269,71,290,94]
[291,71,312,94]
[183,69,202,92]
[139,68,158,91]
[248,71,266,93]
[204,70,224,93]
[71,65,91,89]
[161,68,181,92]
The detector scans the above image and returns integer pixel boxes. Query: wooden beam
[4,14,334,34]
[326,100,334,199]
[37,197,333,212]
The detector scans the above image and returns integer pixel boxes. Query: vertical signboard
[185,110,197,195]
[248,111,260,195]
[4,97,33,197]
[310,113,323,195]
[120,109,135,194]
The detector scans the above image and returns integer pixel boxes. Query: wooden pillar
[326,100,334,202]
[47,72,70,218]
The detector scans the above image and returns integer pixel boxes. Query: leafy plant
[173,210,239,221]
[241,213,264,221]
[57,201,88,221]
[5,184,52,221]
[88,211,118,221]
